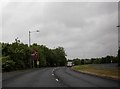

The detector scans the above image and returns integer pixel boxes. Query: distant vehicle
[67,61,73,67]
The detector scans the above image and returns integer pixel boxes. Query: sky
[1,0,119,59]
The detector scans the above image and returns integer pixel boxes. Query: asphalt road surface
[2,67,119,88]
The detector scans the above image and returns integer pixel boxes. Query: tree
[2,42,31,70]
[53,47,67,66]
[2,42,67,72]
[73,58,81,65]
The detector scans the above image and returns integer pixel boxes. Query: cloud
[2,2,118,59]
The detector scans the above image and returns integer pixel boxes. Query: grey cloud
[34,2,117,28]
[2,2,118,59]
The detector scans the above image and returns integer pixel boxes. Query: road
[2,67,119,88]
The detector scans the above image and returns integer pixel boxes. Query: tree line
[0,41,67,72]
[73,55,119,66]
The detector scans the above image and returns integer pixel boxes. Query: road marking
[56,79,59,81]
[52,68,56,73]
[52,68,56,76]
[52,70,54,73]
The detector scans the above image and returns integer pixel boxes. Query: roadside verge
[71,65,120,81]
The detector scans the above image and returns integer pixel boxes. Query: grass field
[72,64,120,80]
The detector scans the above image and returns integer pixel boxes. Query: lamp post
[117,25,120,66]
[28,30,39,68]
[29,30,39,46]
[117,25,120,49]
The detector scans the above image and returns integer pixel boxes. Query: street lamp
[28,30,39,68]
[117,25,120,66]
[29,30,39,46]
[117,25,120,49]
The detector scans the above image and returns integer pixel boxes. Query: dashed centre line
[56,79,59,81]
[52,68,60,82]
[52,68,56,76]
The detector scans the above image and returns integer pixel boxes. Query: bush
[2,56,16,72]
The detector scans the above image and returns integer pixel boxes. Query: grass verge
[72,65,120,80]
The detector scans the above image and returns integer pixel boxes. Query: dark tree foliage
[73,58,81,65]
[73,55,118,66]
[2,42,31,71]
[1,42,67,72]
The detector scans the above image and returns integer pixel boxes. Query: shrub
[2,56,16,72]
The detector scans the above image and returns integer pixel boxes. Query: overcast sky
[1,1,118,59]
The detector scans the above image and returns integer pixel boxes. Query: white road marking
[52,68,57,73]
[52,68,55,72]
[56,79,59,81]
[52,69,54,72]
[52,68,56,75]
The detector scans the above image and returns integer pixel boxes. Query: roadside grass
[72,65,120,80]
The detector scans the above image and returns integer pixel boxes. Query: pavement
[2,67,119,88]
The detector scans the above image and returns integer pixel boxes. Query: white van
[67,61,72,67]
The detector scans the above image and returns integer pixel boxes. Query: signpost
[31,50,39,68]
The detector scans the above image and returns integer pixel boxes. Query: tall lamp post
[29,30,39,46]
[117,25,120,49]
[28,30,39,68]
[117,25,120,66]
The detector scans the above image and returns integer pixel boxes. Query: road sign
[31,50,38,60]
